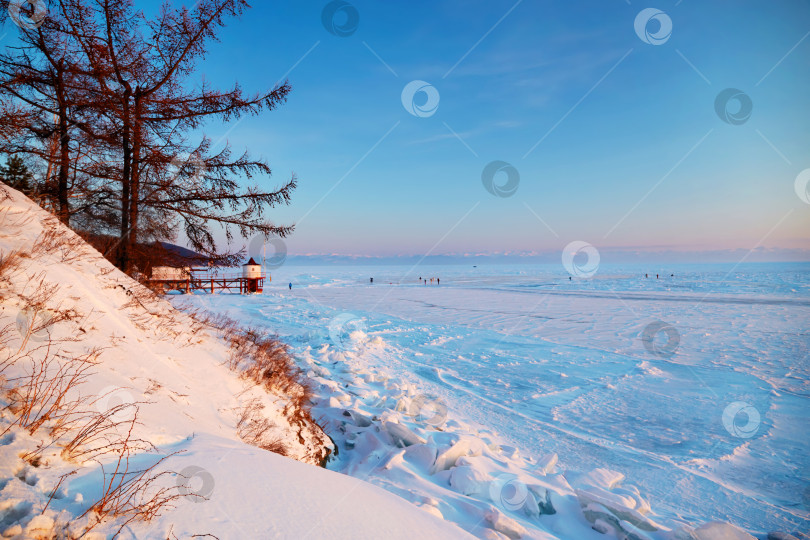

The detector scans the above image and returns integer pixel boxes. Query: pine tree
[0,155,34,195]
[0,0,298,272]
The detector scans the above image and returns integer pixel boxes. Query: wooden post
[210,278,214,294]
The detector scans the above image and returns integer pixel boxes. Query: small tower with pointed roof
[242,257,263,293]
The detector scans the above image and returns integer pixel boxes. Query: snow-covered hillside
[0,185,472,538]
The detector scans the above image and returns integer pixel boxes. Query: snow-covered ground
[172,262,810,539]
[0,187,473,539]
[2,180,807,539]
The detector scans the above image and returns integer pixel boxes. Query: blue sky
[111,2,810,259]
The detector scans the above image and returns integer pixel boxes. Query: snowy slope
[0,185,472,539]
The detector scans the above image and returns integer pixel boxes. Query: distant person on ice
[288,282,292,290]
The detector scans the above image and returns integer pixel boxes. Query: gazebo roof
[243,257,259,266]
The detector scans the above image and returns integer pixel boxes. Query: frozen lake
[173,262,810,535]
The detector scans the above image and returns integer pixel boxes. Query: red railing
[147,272,268,294]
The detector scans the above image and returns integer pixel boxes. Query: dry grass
[0,186,202,536]
[60,400,154,463]
[79,415,186,538]
[43,470,77,513]
[3,345,99,436]
[186,310,329,463]
[236,398,289,456]
[199,312,309,397]
[12,278,84,354]
[0,327,180,536]
[112,281,194,345]
[0,248,25,291]
[0,197,35,240]
[118,281,164,313]
[0,193,328,535]
[31,226,89,264]
[0,322,17,373]
[0,277,92,438]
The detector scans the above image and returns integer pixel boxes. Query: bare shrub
[235,399,288,456]
[59,401,155,463]
[43,470,77,513]
[79,416,187,537]
[0,322,17,374]
[3,345,99,435]
[213,319,304,397]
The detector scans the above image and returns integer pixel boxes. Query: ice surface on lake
[173,262,810,535]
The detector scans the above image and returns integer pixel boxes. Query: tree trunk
[128,91,142,271]
[55,63,70,224]
[43,121,58,213]
[118,88,132,272]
